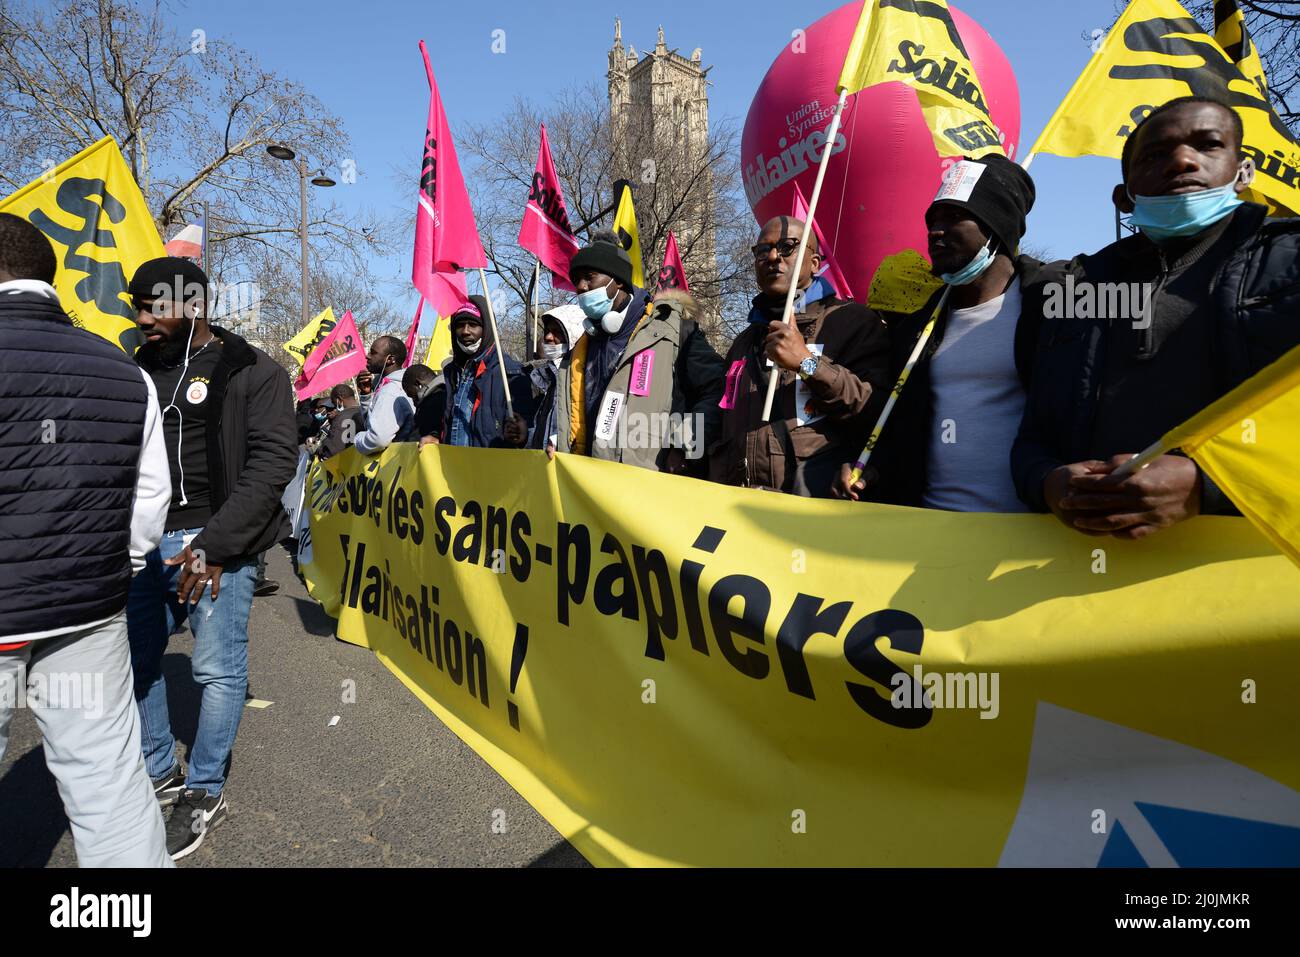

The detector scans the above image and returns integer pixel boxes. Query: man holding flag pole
[759,0,1006,423]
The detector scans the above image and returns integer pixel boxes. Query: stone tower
[607,21,718,324]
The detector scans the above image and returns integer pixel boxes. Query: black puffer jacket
[0,292,149,637]
[137,326,299,564]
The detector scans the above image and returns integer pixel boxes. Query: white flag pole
[760,87,850,421]
[531,259,541,357]
[477,267,514,417]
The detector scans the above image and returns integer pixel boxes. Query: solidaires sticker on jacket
[302,445,1300,867]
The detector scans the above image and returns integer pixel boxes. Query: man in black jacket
[1013,96,1300,539]
[834,154,1061,510]
[0,214,172,866]
[125,256,298,860]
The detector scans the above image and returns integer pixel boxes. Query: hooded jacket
[136,326,298,565]
[549,287,726,472]
[439,341,534,448]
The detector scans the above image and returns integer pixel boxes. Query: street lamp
[266,143,336,330]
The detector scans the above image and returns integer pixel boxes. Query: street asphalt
[0,545,586,868]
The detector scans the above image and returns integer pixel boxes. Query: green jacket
[552,289,726,472]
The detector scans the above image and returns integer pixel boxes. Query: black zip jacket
[1013,203,1300,512]
[138,326,298,564]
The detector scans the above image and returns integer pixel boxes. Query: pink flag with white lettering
[791,181,854,300]
[654,231,690,295]
[295,310,366,401]
[402,298,423,369]
[412,40,483,316]
[518,124,579,292]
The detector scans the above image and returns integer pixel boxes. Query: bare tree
[0,0,394,327]
[460,81,756,353]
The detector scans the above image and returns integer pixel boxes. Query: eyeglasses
[751,238,802,261]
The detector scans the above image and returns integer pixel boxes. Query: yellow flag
[1030,0,1300,215]
[0,137,164,351]
[1214,0,1266,97]
[837,0,1005,158]
[1162,343,1300,570]
[424,315,453,369]
[612,185,645,288]
[284,306,336,369]
[1212,0,1292,214]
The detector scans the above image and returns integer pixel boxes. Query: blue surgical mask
[1128,181,1243,242]
[577,282,615,322]
[940,238,995,286]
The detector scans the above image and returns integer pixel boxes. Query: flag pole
[531,259,541,358]
[761,87,850,421]
[846,287,951,486]
[477,267,515,417]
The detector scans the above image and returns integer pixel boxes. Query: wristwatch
[797,353,820,380]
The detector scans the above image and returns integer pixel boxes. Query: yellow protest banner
[612,185,645,288]
[0,136,164,351]
[838,0,1005,158]
[1030,0,1300,215]
[302,446,1300,867]
[284,306,336,369]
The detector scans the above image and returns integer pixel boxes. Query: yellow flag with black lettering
[0,136,164,351]
[837,0,1005,158]
[284,306,337,369]
[1214,0,1266,97]
[612,185,645,288]
[1031,0,1300,215]
[1212,0,1291,214]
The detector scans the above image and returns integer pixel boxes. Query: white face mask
[460,337,482,356]
[542,343,566,364]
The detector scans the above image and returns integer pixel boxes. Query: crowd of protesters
[2,94,1299,866]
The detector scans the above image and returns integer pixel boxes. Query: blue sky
[172,0,1132,317]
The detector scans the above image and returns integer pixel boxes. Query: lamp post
[267,144,336,330]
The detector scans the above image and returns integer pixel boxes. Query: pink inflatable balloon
[742,3,1021,302]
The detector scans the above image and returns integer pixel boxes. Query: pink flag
[295,310,366,401]
[412,40,484,316]
[654,231,690,294]
[791,181,854,300]
[402,299,423,369]
[518,124,579,292]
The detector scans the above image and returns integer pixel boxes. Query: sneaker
[166,788,229,860]
[151,762,185,808]
[253,578,280,597]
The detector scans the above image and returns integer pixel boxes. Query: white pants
[0,611,172,867]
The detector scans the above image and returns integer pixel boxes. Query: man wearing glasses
[707,217,891,497]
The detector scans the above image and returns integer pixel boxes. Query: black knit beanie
[568,240,634,289]
[128,256,210,311]
[931,154,1036,257]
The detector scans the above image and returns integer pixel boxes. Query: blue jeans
[126,529,257,795]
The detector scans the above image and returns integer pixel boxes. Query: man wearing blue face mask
[1014,96,1300,539]
[834,154,1064,510]
[545,232,725,473]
